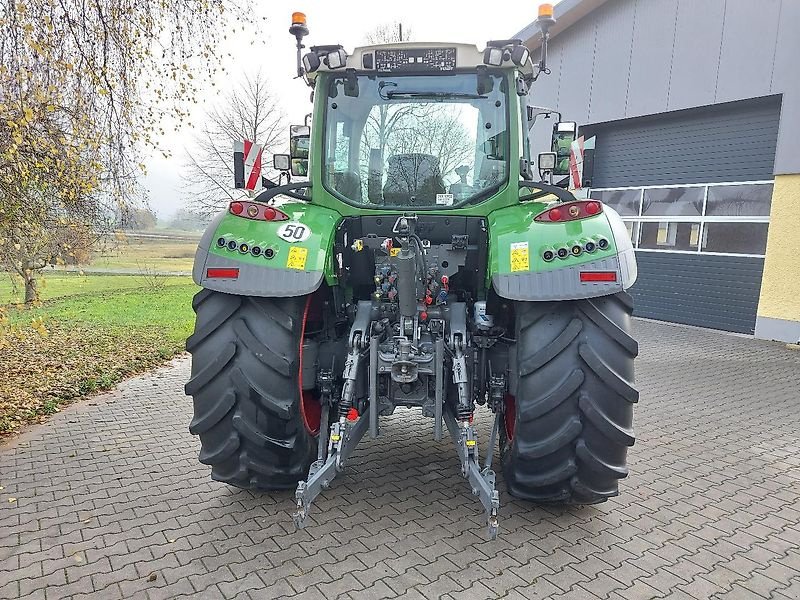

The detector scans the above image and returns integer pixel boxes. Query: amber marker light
[291,11,306,26]
[538,3,554,18]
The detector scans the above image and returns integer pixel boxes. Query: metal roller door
[583,96,781,334]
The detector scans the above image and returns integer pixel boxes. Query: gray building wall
[525,0,800,176]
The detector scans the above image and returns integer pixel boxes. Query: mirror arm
[253,181,312,204]
[518,180,576,203]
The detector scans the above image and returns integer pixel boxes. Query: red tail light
[580,271,617,282]
[535,200,604,222]
[229,201,289,221]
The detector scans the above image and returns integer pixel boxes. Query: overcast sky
[144,0,553,217]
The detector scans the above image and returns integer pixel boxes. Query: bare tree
[371,105,474,181]
[364,21,413,45]
[183,71,286,216]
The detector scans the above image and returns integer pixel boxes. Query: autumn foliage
[0,0,252,301]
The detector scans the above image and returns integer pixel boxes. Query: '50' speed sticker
[276,222,311,242]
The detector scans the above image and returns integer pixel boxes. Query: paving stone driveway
[1,320,800,600]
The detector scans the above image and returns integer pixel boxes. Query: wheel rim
[298,295,321,436]
[504,393,516,441]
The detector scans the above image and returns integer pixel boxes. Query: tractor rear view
[185,5,638,539]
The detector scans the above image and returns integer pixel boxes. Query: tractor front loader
[185,5,639,539]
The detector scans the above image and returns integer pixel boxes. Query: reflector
[207,268,240,279]
[580,271,617,282]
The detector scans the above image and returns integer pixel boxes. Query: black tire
[185,289,317,489]
[501,292,638,504]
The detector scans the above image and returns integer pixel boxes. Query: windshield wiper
[384,91,487,100]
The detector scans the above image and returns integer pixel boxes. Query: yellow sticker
[390,247,401,257]
[510,242,529,272]
[287,246,308,270]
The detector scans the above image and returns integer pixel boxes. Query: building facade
[517,0,800,341]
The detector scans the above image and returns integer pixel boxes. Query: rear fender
[488,201,637,301]
[192,201,340,297]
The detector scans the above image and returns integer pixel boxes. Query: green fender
[487,201,637,301]
[192,200,341,297]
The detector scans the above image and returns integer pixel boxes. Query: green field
[0,273,198,435]
[0,273,192,304]
[87,233,199,273]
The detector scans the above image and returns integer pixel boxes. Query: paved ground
[1,320,799,600]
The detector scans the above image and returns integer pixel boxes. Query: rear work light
[206,268,240,279]
[535,200,603,223]
[580,271,617,282]
[229,201,289,222]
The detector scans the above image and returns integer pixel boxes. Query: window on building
[625,221,640,245]
[640,222,700,251]
[642,187,704,217]
[590,181,772,256]
[702,223,770,255]
[591,189,641,216]
[705,184,773,216]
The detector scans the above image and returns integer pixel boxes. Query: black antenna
[399,22,403,42]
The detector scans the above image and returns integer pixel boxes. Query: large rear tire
[501,292,638,503]
[185,289,318,490]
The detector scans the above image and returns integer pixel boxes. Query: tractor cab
[271,6,571,210]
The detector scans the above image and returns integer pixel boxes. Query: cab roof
[306,41,532,83]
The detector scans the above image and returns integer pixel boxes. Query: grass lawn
[0,273,198,436]
[0,273,192,304]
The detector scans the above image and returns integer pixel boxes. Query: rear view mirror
[289,125,310,159]
[291,159,308,177]
[290,124,310,137]
[289,124,310,177]
[551,121,577,176]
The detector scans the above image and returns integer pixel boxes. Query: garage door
[583,96,781,334]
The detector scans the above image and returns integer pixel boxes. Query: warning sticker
[436,193,454,206]
[390,247,401,257]
[510,242,530,272]
[286,246,308,270]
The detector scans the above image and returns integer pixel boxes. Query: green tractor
[185,6,638,539]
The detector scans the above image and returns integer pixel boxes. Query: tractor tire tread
[518,369,584,423]
[502,292,638,504]
[186,290,316,491]
[515,415,582,459]
[189,390,236,435]
[519,318,582,375]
